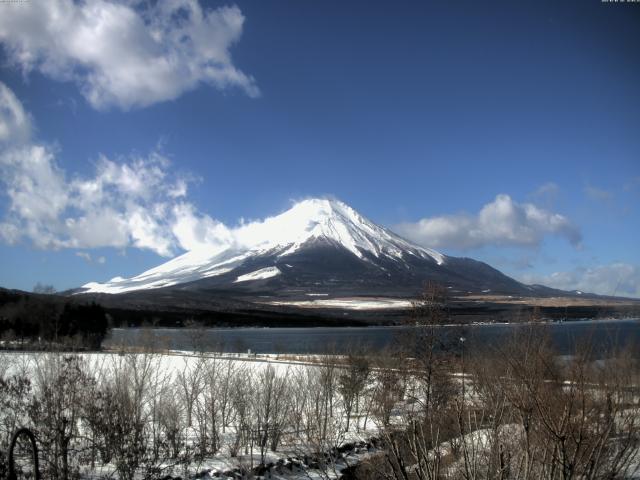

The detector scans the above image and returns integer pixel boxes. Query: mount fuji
[78,198,538,301]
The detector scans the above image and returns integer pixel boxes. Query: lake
[104,318,640,355]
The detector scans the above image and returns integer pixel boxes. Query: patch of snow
[234,266,281,283]
[78,249,247,294]
[265,297,413,310]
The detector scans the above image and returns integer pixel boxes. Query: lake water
[104,318,640,355]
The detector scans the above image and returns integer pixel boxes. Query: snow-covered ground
[0,350,381,480]
[263,297,413,310]
[4,349,638,479]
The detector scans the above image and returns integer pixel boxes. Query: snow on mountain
[80,198,446,294]
[234,266,281,283]
[231,197,445,263]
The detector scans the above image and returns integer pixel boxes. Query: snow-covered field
[3,347,639,479]
[0,350,381,480]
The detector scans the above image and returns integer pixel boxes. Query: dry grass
[457,294,640,307]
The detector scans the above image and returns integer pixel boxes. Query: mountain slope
[79,198,531,298]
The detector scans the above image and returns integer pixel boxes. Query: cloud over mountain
[0,85,587,264]
[0,0,259,110]
[395,194,582,251]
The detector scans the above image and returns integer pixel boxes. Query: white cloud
[0,0,259,110]
[395,194,582,250]
[170,203,232,252]
[0,145,189,255]
[0,82,31,144]
[0,82,210,255]
[0,222,20,245]
[0,82,244,257]
[520,263,640,298]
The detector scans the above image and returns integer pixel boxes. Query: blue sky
[0,0,639,296]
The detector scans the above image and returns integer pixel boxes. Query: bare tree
[411,280,449,326]
[338,353,371,431]
[176,356,203,428]
[157,393,184,460]
[90,353,177,480]
[252,364,291,464]
[229,368,254,458]
[29,354,94,480]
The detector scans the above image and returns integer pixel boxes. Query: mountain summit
[80,198,530,297]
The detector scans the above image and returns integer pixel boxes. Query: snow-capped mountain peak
[80,198,445,294]
[235,198,443,262]
[292,199,442,262]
